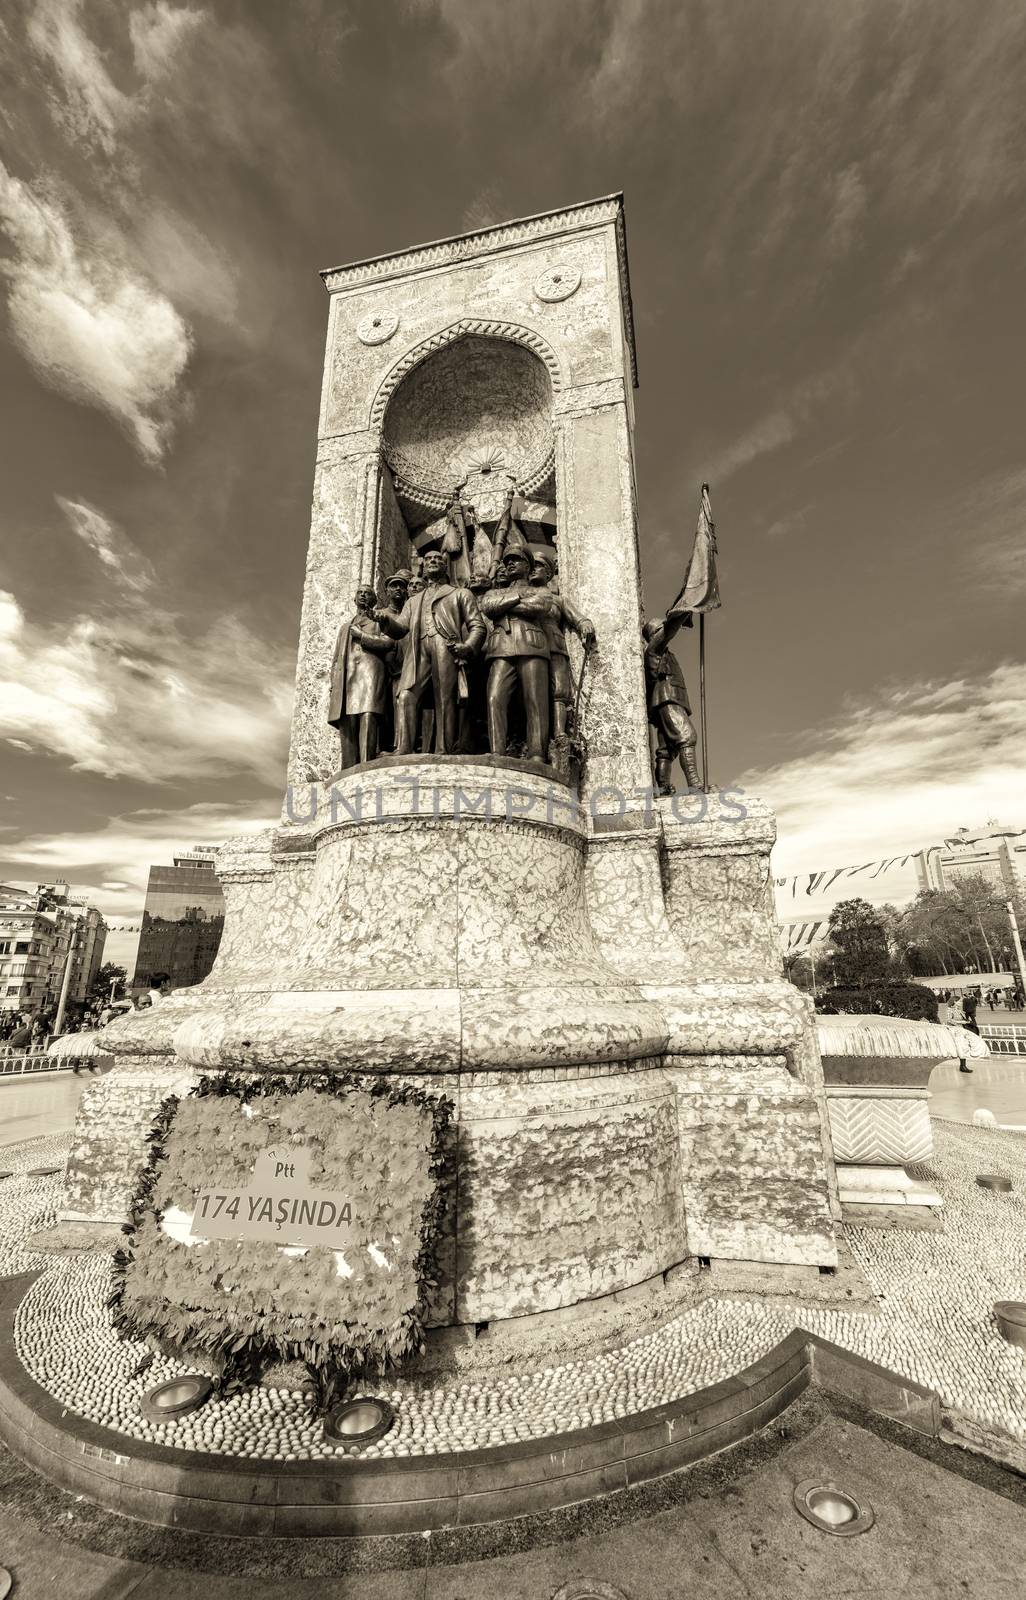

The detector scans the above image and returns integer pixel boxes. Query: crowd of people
[936,984,1025,1017]
[0,974,174,1056]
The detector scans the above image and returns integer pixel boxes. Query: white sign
[189,1145,356,1249]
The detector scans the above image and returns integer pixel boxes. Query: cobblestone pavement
[2,1125,1024,1463]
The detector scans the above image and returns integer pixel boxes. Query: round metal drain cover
[552,1583,629,1600]
[794,1479,874,1536]
[976,1173,1012,1192]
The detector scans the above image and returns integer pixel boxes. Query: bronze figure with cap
[480,548,553,760]
[643,603,700,793]
[528,553,595,743]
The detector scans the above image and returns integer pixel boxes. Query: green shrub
[817,982,939,1023]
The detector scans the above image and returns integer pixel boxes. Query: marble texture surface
[70,195,843,1314]
[76,772,842,1302]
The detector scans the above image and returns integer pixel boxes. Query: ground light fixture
[993,1302,1026,1353]
[976,1173,1013,1192]
[323,1395,395,1451]
[793,1479,875,1536]
[140,1375,213,1423]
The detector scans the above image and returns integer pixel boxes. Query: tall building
[0,880,108,1016]
[133,847,224,992]
[916,822,1026,899]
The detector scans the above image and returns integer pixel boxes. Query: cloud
[54,495,154,592]
[705,371,846,486]
[460,187,504,233]
[953,466,1026,599]
[0,162,193,460]
[27,0,131,153]
[5,800,271,911]
[826,163,867,258]
[26,0,203,152]
[128,2,205,82]
[741,662,1026,888]
[0,587,292,786]
[2,798,274,970]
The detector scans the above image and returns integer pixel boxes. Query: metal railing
[0,1051,65,1077]
[979,1024,1026,1057]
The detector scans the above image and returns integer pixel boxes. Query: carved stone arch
[369,319,564,429]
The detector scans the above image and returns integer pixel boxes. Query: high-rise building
[916,822,1026,899]
[0,880,108,1017]
[133,847,224,993]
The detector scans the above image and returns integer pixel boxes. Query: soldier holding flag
[643,484,721,793]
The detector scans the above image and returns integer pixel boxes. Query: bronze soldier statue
[381,549,486,754]
[528,553,595,742]
[643,605,700,793]
[481,548,552,760]
[327,585,395,769]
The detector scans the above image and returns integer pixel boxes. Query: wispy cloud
[705,371,846,486]
[743,662,1026,878]
[6,799,272,916]
[0,162,193,460]
[825,163,868,258]
[952,466,1026,599]
[0,587,292,786]
[3,797,274,969]
[54,496,154,592]
[26,0,203,153]
[128,2,205,82]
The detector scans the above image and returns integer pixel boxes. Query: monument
[61,195,840,1349]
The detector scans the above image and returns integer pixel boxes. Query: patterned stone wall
[61,1059,199,1224]
[667,1058,836,1266]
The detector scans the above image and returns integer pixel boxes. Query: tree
[827,898,891,988]
[897,876,1021,977]
[783,952,815,993]
[90,963,127,1002]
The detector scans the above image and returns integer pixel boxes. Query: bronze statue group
[328,485,701,794]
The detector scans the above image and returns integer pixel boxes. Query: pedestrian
[147,972,174,1006]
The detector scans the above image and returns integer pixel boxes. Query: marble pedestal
[64,765,839,1325]
[818,1014,991,1221]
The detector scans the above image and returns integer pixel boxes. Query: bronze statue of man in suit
[327,585,395,769]
[481,549,553,760]
[643,605,699,793]
[381,549,486,754]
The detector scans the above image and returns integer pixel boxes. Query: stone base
[63,780,840,1325]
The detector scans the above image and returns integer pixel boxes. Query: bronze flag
[673,483,720,612]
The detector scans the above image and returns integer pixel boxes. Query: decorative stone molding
[321,193,638,388]
[370,318,564,428]
[316,430,379,465]
[356,311,399,345]
[553,378,626,417]
[534,265,582,302]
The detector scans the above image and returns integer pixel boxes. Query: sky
[1,0,1025,969]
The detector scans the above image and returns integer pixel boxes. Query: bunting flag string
[773,851,920,902]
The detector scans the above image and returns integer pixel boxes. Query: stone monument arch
[61,196,841,1337]
[288,197,651,798]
